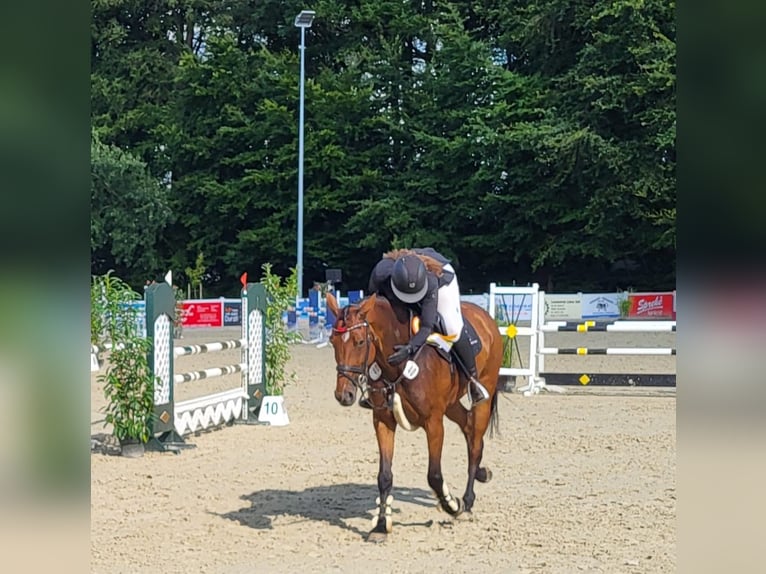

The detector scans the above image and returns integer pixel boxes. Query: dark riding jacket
[367,248,454,351]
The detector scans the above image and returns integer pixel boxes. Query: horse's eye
[354,338,365,348]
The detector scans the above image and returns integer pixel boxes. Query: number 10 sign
[257,396,290,426]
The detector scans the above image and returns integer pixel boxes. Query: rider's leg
[437,267,490,406]
[451,331,490,405]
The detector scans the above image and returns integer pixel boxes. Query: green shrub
[92,272,156,443]
[259,264,302,396]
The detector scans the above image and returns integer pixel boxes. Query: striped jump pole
[538,373,676,387]
[145,281,267,450]
[488,283,677,395]
[541,320,676,333]
[173,363,248,384]
[174,339,244,357]
[540,347,676,356]
[537,291,676,390]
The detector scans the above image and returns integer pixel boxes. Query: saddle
[419,312,483,361]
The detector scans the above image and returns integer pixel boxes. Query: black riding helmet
[390,255,428,303]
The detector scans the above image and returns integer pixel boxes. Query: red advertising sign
[181,301,223,327]
[627,293,676,319]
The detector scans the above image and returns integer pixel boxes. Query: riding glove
[388,344,413,365]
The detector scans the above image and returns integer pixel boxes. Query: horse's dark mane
[340,294,409,327]
[383,249,444,277]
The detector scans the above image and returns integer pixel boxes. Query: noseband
[333,321,373,393]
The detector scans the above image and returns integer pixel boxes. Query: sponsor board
[581,293,622,319]
[543,294,583,320]
[627,292,675,319]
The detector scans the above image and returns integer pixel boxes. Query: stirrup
[469,378,490,406]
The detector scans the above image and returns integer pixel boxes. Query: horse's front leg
[368,410,396,543]
[425,416,463,517]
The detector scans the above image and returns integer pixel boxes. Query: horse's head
[327,293,378,407]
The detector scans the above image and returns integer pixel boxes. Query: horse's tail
[488,382,501,439]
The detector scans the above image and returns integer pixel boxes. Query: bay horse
[326,292,503,542]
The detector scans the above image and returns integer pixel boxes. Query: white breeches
[437,264,465,340]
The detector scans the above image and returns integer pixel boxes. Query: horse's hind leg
[368,411,396,543]
[445,402,492,513]
[425,416,463,517]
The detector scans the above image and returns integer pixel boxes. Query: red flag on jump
[240,272,248,288]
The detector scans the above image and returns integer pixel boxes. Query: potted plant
[257,264,301,424]
[92,272,157,457]
[260,263,302,395]
[101,338,156,457]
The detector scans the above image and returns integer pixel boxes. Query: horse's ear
[326,292,340,319]
[358,294,377,317]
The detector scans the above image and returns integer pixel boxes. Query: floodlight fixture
[294,10,315,28]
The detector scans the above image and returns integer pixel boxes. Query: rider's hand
[388,344,413,365]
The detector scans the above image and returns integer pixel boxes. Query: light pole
[294,9,315,299]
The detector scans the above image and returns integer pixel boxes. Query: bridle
[332,319,374,394]
[332,305,411,410]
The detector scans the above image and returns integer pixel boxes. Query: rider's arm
[367,258,393,294]
[408,275,438,350]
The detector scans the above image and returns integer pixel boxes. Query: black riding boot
[452,332,490,406]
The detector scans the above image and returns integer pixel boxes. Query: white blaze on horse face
[342,331,350,343]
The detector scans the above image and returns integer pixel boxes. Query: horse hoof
[452,496,464,517]
[367,531,388,544]
[442,496,463,517]
[476,467,493,483]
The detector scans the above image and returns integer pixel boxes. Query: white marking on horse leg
[441,482,459,513]
[371,495,394,532]
[371,496,382,527]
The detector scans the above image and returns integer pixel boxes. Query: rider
[365,247,491,408]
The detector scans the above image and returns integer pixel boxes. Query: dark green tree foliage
[91,134,172,284]
[474,0,676,289]
[91,0,675,294]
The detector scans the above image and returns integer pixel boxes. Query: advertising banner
[222,300,242,326]
[182,300,223,327]
[494,293,534,322]
[581,293,622,319]
[627,292,675,319]
[543,294,583,320]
